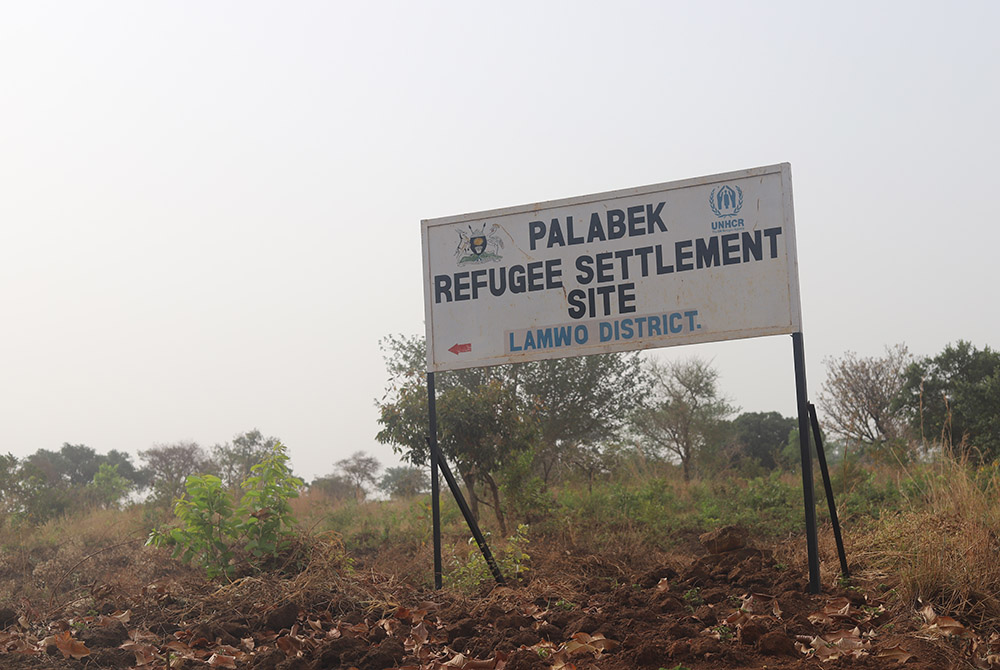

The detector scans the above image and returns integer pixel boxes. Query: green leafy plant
[682,587,704,607]
[150,473,236,578]
[234,445,302,561]
[445,524,531,592]
[712,624,733,642]
[147,442,303,579]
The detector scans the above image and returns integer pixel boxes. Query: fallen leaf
[342,621,369,637]
[411,621,429,645]
[42,630,90,660]
[795,628,870,662]
[808,597,854,625]
[741,592,775,615]
[442,652,468,667]
[163,640,191,654]
[932,615,966,637]
[878,644,915,664]
[724,609,751,627]
[207,653,237,668]
[276,635,302,655]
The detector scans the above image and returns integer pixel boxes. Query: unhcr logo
[709,184,744,231]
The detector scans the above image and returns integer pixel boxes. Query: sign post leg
[426,371,506,588]
[434,452,507,586]
[427,372,443,589]
[792,332,821,593]
[808,402,850,579]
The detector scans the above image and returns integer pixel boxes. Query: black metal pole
[808,402,850,579]
[427,372,443,589]
[792,332,821,593]
[434,453,506,586]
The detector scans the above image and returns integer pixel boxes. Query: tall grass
[855,456,1000,624]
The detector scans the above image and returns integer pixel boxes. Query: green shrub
[147,442,303,579]
[446,523,530,592]
[151,473,236,579]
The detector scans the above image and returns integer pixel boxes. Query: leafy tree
[12,461,74,523]
[103,449,148,489]
[140,441,217,505]
[819,344,912,459]
[335,451,381,502]
[24,443,146,489]
[516,354,648,484]
[376,335,536,533]
[378,466,429,498]
[376,335,649,529]
[87,463,132,509]
[25,444,98,486]
[631,357,735,481]
[213,429,281,489]
[7,445,145,523]
[896,341,1000,460]
[309,474,355,500]
[0,453,21,525]
[729,411,797,471]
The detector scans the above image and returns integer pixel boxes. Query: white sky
[2,1,997,482]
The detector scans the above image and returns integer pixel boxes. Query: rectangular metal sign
[422,163,801,372]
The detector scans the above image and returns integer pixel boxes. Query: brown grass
[852,456,1000,625]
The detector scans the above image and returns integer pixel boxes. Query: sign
[422,163,800,372]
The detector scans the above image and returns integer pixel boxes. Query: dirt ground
[0,527,991,669]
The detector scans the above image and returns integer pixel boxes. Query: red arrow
[448,343,472,355]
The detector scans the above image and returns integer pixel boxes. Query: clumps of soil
[0,525,985,669]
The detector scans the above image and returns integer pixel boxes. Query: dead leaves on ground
[40,630,91,659]
[532,632,619,670]
[795,627,872,662]
[5,578,1000,670]
[0,609,136,661]
[918,602,967,637]
[402,601,618,670]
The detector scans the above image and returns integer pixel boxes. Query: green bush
[147,442,303,579]
[446,523,531,592]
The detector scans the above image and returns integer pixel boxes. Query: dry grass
[852,456,1000,625]
[0,505,207,628]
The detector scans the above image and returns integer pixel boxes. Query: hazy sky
[2,2,997,481]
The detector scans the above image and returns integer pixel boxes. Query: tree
[896,341,1000,460]
[0,453,21,524]
[309,474,355,500]
[516,353,648,484]
[335,451,381,502]
[631,357,735,481]
[378,466,429,498]
[213,429,281,489]
[376,335,536,533]
[140,441,217,505]
[9,460,74,523]
[87,463,132,509]
[24,444,146,489]
[818,344,912,459]
[10,445,146,522]
[729,412,797,471]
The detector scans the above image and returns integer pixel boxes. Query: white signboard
[422,163,800,372]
